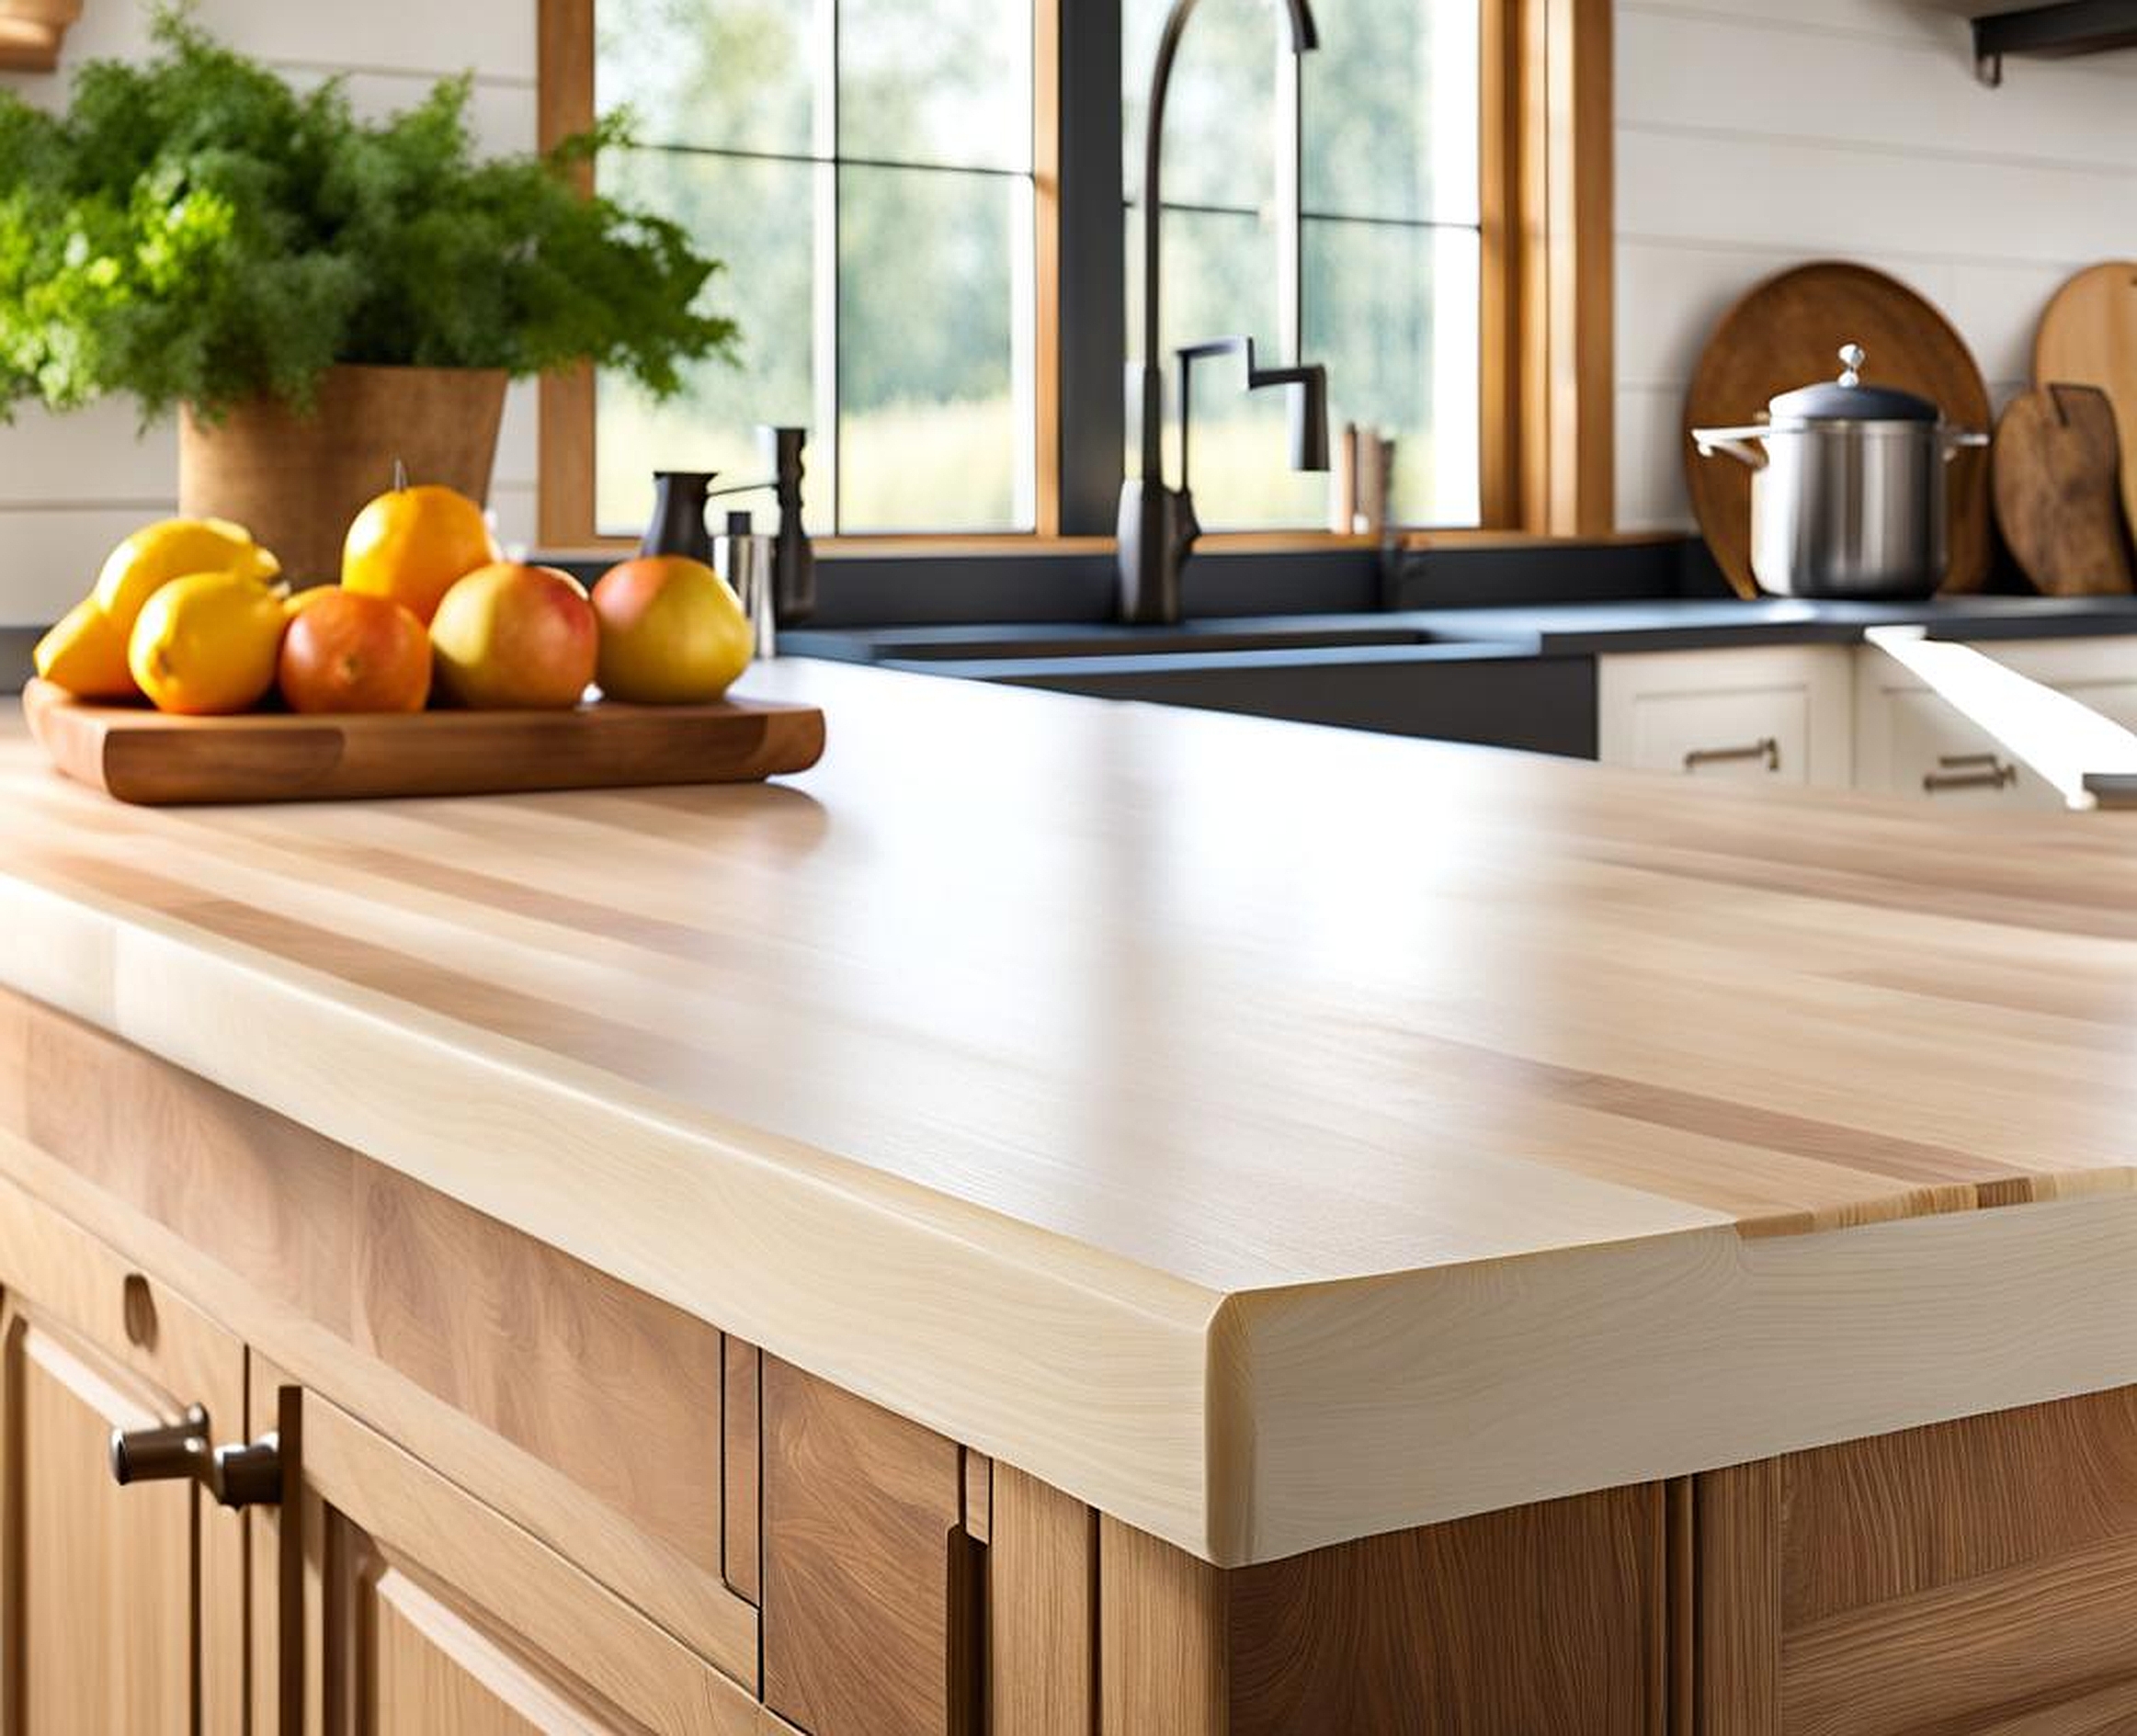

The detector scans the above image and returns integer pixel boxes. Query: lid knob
[1837,344,1866,389]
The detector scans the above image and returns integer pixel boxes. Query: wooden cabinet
[0,1190,250,1732]
[1597,646,1855,788]
[760,1358,983,1736]
[1695,1390,2137,1734]
[27,985,2137,1734]
[267,1367,760,1735]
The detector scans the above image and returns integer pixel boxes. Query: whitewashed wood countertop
[6,658,2137,1565]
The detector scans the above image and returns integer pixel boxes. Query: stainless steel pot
[1693,344,1988,599]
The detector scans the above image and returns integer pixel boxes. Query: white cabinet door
[1850,635,2137,811]
[1996,639,2137,734]
[1597,647,1854,788]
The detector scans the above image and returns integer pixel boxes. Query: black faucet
[1118,0,1329,627]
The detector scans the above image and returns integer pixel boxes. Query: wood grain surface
[1992,384,2132,596]
[2034,262,2137,537]
[1685,261,1993,596]
[22,679,825,805]
[14,659,2137,1563]
[299,1383,760,1734]
[1224,1486,1668,1734]
[0,990,758,1683]
[1694,1460,1781,1736]
[1694,1390,2137,1735]
[989,1466,1095,1736]
[760,1358,976,1736]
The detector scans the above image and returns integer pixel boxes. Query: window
[1122,0,1481,529]
[592,0,1037,535]
[543,0,1611,548]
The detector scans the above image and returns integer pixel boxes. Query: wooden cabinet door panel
[0,1199,248,1736]
[761,1357,983,1736]
[6,1314,196,1733]
[278,1372,756,1736]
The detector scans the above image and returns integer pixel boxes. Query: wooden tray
[22,680,826,806]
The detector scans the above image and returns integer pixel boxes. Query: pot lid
[1768,345,1938,423]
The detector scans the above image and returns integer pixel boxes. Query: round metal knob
[210,1434,283,1510]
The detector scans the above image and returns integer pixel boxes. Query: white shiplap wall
[1616,0,2137,530]
[0,0,539,627]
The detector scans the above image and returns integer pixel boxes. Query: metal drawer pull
[111,1410,283,1509]
[1684,737,1779,773]
[1923,753,2017,793]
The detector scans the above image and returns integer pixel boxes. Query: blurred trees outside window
[593,0,1479,537]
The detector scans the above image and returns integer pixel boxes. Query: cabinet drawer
[1851,644,2083,811]
[270,1372,763,1735]
[1597,648,1853,787]
[1867,690,2061,810]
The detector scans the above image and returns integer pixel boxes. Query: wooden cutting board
[1991,383,2132,596]
[2034,262,2137,535]
[1684,261,1993,597]
[22,680,826,806]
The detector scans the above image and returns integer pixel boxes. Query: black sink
[862,624,1463,662]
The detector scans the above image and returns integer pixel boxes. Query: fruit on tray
[342,482,500,625]
[34,494,765,719]
[278,590,431,715]
[94,517,280,639]
[428,562,597,710]
[34,598,138,700]
[129,570,290,716]
[591,556,753,704]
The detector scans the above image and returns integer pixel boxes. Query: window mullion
[1055,0,1127,537]
[813,0,842,532]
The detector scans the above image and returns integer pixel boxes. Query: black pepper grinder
[640,471,716,564]
[762,426,815,624]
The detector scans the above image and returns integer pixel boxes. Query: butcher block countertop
[6,658,2137,1567]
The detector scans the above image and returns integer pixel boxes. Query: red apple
[428,562,597,709]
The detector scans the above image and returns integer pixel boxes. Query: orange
[592,556,753,703]
[278,591,431,714]
[128,572,288,716]
[342,483,498,625]
[35,598,140,699]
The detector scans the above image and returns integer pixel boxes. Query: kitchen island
[4,657,2137,1732]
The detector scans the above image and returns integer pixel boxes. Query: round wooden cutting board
[1992,383,2132,596]
[1683,262,1993,597]
[2034,262,2137,536]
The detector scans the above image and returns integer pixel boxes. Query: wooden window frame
[536,0,1611,557]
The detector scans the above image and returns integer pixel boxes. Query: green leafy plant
[0,7,736,423]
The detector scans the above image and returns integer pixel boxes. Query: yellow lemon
[128,572,289,716]
[34,598,139,700]
[94,517,280,640]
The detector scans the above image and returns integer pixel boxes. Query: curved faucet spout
[1135,0,1323,483]
[1120,0,1326,627]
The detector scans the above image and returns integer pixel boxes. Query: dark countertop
[782,595,2137,679]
